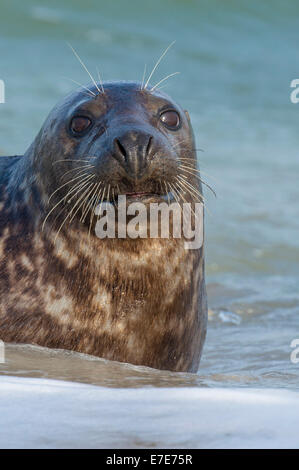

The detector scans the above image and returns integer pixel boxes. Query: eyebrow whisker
[143,41,176,90]
[151,72,180,92]
[67,42,102,95]
[96,66,105,94]
[62,77,96,97]
[141,63,147,90]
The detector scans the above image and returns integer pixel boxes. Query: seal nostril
[115,139,127,160]
[113,133,154,176]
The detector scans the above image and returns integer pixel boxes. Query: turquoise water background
[0,0,299,389]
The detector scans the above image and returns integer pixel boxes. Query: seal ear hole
[160,110,180,130]
[70,116,92,136]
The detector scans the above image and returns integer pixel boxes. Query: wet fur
[0,83,207,372]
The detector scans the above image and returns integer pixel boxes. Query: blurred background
[1,0,299,389]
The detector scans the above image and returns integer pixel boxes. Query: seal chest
[0,81,207,372]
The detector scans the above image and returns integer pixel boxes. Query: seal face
[0,81,207,372]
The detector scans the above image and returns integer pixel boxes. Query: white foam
[0,376,298,448]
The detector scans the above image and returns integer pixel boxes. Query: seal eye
[70,116,92,135]
[160,110,180,130]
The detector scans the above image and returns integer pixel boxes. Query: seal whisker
[62,77,96,97]
[80,182,100,223]
[59,164,94,180]
[176,176,204,204]
[48,171,92,202]
[163,180,170,205]
[172,181,188,204]
[172,138,190,149]
[95,187,104,220]
[158,179,163,197]
[95,182,106,214]
[169,182,192,227]
[177,161,214,179]
[53,159,96,165]
[96,67,105,94]
[168,181,191,225]
[52,177,95,222]
[141,63,147,90]
[42,175,94,230]
[86,184,101,232]
[179,162,204,171]
[179,167,216,197]
[152,84,168,92]
[97,186,106,222]
[176,148,204,153]
[143,41,176,90]
[168,182,180,205]
[112,187,116,205]
[68,180,96,222]
[151,72,180,92]
[74,184,94,222]
[176,177,212,217]
[178,163,217,184]
[50,178,95,229]
[67,42,102,95]
[88,182,103,234]
[53,179,96,242]
[82,182,100,218]
[63,176,95,205]
[107,184,111,203]
[178,167,204,180]
[94,187,105,225]
[172,181,199,222]
[93,184,105,216]
[176,177,204,203]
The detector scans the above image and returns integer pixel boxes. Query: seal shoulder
[0,155,23,193]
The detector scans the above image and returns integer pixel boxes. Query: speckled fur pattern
[0,82,207,372]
